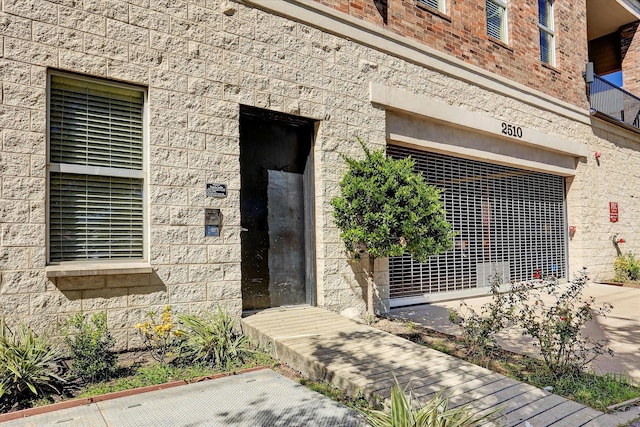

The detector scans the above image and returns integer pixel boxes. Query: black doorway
[239,106,315,310]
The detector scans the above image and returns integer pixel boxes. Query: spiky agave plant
[178,307,251,370]
[358,380,502,427]
[0,319,65,410]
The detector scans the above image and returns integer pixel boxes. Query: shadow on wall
[374,0,388,24]
[590,117,640,151]
[53,271,167,302]
[347,254,393,315]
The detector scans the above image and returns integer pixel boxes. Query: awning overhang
[588,0,640,40]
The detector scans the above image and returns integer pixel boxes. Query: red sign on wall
[610,202,619,223]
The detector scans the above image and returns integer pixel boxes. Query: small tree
[331,139,454,314]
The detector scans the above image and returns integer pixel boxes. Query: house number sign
[501,122,523,138]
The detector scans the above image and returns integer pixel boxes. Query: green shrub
[331,139,454,313]
[451,268,613,378]
[509,269,613,377]
[0,319,65,411]
[357,379,501,427]
[178,307,250,370]
[614,252,640,282]
[331,139,453,263]
[63,312,117,383]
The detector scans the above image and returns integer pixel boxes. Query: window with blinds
[48,74,145,263]
[486,0,507,42]
[387,146,567,304]
[417,0,445,13]
[538,0,555,65]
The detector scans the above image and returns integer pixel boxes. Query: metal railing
[589,74,640,129]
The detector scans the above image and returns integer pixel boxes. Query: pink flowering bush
[451,268,613,377]
[449,273,512,357]
[508,268,613,377]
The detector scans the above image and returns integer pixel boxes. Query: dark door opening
[239,106,315,310]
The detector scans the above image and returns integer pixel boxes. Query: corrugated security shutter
[387,146,567,303]
[49,75,144,262]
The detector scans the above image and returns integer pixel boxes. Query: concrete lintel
[390,133,580,176]
[372,83,589,160]
[46,262,153,277]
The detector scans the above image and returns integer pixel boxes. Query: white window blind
[418,0,444,13]
[49,75,145,262]
[387,146,567,303]
[538,0,555,65]
[486,0,507,42]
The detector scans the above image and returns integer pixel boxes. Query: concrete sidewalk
[390,283,640,384]
[0,369,362,427]
[242,306,640,427]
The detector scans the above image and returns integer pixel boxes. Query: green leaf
[331,138,454,263]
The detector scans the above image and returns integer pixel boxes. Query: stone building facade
[1,0,640,349]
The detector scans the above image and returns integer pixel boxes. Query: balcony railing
[589,74,640,129]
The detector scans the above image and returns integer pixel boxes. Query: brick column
[621,22,640,95]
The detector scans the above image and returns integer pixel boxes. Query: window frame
[538,0,555,66]
[417,0,446,14]
[46,71,148,266]
[486,0,508,43]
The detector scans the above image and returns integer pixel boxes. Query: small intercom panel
[204,209,222,237]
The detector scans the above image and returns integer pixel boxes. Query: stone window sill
[488,37,514,52]
[541,61,561,74]
[45,261,153,278]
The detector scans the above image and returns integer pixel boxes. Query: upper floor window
[538,0,555,65]
[417,0,445,13]
[48,73,145,263]
[486,0,508,42]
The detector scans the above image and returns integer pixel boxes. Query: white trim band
[371,82,588,159]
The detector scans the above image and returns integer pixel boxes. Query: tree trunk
[368,256,375,316]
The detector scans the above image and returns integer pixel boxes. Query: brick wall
[620,22,640,96]
[312,0,590,109]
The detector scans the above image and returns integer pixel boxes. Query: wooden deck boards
[242,306,640,427]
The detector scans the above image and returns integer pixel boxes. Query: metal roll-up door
[387,145,567,305]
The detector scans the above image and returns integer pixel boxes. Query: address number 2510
[501,122,523,138]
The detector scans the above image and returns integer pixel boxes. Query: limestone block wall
[567,122,640,281]
[0,0,639,349]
